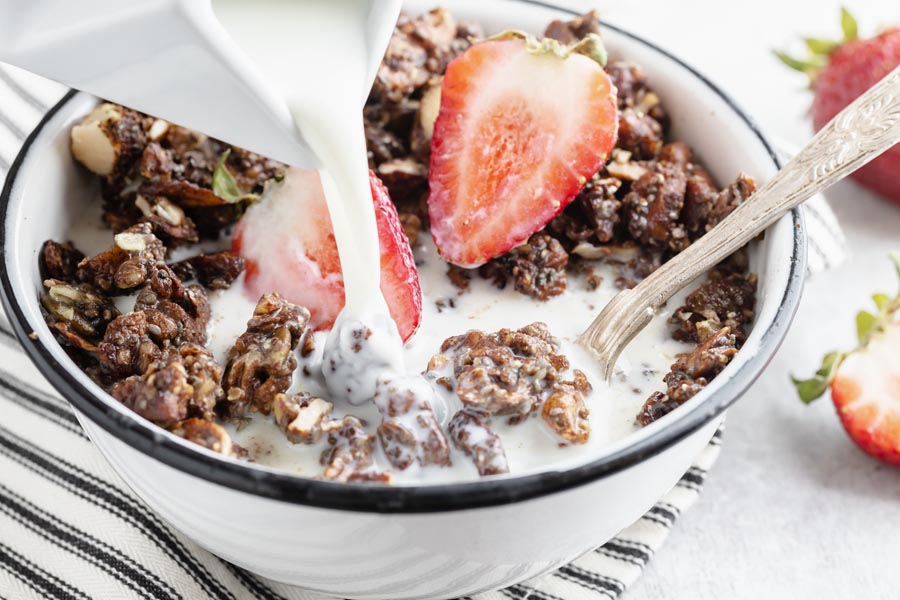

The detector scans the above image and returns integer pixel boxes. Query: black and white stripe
[0,541,92,600]
[0,425,241,600]
[0,483,183,600]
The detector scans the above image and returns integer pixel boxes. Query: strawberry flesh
[233,168,421,341]
[428,38,618,267]
[830,323,900,465]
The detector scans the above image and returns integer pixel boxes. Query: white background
[551,0,900,598]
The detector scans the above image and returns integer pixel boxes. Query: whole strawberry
[777,9,900,204]
[793,254,900,465]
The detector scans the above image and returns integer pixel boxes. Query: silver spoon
[578,65,900,381]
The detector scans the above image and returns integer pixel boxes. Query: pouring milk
[211,0,450,469]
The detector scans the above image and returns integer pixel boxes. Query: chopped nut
[410,80,442,160]
[541,371,592,444]
[147,119,170,141]
[70,103,147,177]
[273,393,333,444]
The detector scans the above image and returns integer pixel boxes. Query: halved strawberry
[428,32,618,267]
[232,168,421,341]
[793,254,900,465]
[830,326,900,465]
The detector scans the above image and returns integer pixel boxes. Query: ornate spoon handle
[579,65,900,378]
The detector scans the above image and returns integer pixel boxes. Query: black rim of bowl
[0,0,807,513]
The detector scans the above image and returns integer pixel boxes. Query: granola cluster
[70,103,284,243]
[639,266,757,425]
[428,322,592,475]
[42,105,277,456]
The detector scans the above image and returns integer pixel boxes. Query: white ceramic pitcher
[0,0,402,166]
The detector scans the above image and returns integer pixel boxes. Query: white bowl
[0,1,807,598]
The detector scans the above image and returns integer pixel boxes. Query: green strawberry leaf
[804,37,839,55]
[772,50,823,73]
[792,351,845,404]
[212,149,258,204]
[873,293,891,311]
[840,7,858,42]
[856,310,879,345]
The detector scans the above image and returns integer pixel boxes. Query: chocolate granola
[221,293,309,417]
[39,7,762,476]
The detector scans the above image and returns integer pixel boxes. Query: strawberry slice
[830,326,900,465]
[232,168,421,341]
[793,254,900,465]
[428,32,618,267]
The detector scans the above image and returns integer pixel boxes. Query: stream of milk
[211,0,410,403]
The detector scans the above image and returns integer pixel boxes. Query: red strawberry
[776,9,900,204]
[830,327,900,465]
[793,254,900,465]
[428,32,618,267]
[232,168,421,341]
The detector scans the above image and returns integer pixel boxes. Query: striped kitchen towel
[0,64,845,600]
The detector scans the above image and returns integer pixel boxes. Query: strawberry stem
[487,30,608,67]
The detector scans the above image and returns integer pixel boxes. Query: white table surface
[549,0,900,598]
